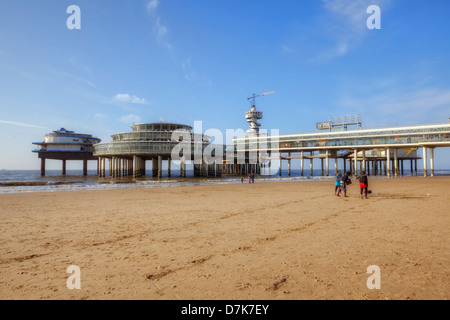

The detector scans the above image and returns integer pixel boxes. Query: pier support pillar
[321,158,324,176]
[181,157,186,177]
[133,156,138,178]
[430,148,435,177]
[326,150,329,176]
[168,158,171,177]
[422,147,427,177]
[40,158,46,176]
[362,150,366,173]
[158,156,162,178]
[300,152,304,177]
[394,149,398,178]
[310,157,313,177]
[415,159,418,176]
[83,159,88,176]
[335,158,338,175]
[152,158,158,177]
[354,149,358,175]
[288,153,291,176]
[279,154,282,177]
[410,159,414,176]
[386,148,391,178]
[62,160,66,176]
[344,158,347,174]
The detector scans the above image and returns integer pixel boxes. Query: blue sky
[0,0,449,170]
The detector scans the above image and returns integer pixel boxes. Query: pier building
[93,122,222,178]
[32,128,101,176]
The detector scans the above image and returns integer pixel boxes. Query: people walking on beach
[251,173,255,184]
[337,171,351,198]
[357,171,369,199]
[335,170,343,196]
[248,175,252,183]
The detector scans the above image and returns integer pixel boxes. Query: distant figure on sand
[251,173,255,184]
[248,175,251,183]
[357,171,369,199]
[335,170,343,196]
[337,171,351,198]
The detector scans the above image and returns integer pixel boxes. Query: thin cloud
[311,0,391,62]
[113,93,149,105]
[120,114,141,124]
[147,0,159,13]
[0,120,50,130]
[146,0,172,50]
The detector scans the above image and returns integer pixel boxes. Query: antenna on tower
[245,91,275,135]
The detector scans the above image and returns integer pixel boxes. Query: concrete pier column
[310,157,313,177]
[401,160,404,176]
[83,159,88,176]
[279,154,282,177]
[62,160,67,176]
[301,152,304,176]
[410,159,414,176]
[344,158,347,173]
[430,148,435,177]
[40,158,46,176]
[326,151,329,176]
[152,158,158,177]
[386,148,391,178]
[110,157,116,178]
[133,156,138,178]
[321,158,324,176]
[288,153,291,176]
[415,159,418,176]
[354,149,358,175]
[158,156,162,178]
[335,158,338,175]
[362,150,366,173]
[394,149,398,177]
[423,147,427,177]
[168,158,171,177]
[181,157,186,177]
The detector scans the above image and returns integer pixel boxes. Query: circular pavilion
[93,122,220,178]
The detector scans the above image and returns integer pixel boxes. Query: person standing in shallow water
[358,171,369,199]
[335,170,343,196]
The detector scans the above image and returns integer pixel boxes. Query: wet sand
[0,177,449,300]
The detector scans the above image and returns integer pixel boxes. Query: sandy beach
[0,177,449,300]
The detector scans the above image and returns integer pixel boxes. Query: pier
[93,122,222,178]
[231,121,450,178]
[32,128,101,176]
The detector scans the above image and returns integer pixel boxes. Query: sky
[0,0,449,170]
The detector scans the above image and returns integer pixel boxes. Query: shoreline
[1,177,449,300]
[1,172,450,195]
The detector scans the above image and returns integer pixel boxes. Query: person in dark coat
[357,171,369,199]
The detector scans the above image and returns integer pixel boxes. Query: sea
[1,169,449,194]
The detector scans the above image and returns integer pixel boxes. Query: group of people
[335,170,369,199]
[241,173,255,184]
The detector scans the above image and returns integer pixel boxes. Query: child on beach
[357,171,369,199]
[335,170,342,196]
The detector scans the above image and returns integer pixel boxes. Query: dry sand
[0,177,449,300]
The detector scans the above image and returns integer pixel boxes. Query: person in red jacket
[358,171,369,199]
